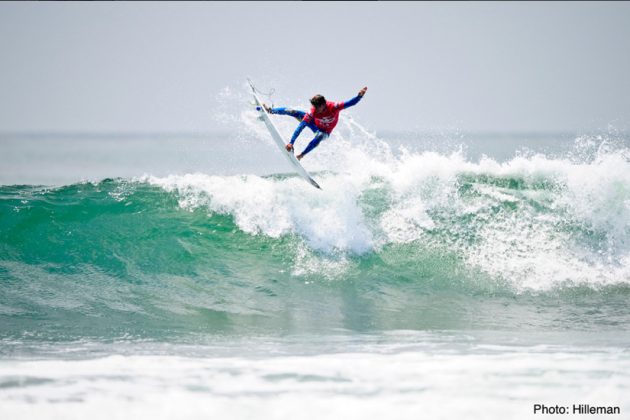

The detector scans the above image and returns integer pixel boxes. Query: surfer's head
[310,95,326,112]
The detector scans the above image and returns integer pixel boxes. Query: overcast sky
[0,1,629,133]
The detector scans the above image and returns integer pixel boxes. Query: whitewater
[1,97,629,418]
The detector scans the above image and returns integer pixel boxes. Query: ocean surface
[1,115,629,418]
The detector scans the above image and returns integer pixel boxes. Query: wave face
[1,135,630,339]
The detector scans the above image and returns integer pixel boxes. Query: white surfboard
[247,79,321,190]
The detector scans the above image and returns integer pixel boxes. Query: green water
[1,173,628,342]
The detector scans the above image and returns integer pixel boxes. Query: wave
[1,136,630,338]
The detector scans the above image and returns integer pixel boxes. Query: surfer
[263,87,368,160]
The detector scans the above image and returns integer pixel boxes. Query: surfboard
[247,79,322,190]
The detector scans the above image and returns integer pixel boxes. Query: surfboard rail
[247,79,321,190]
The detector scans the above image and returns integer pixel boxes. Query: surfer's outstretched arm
[286,117,319,152]
[341,95,362,109]
[289,121,307,145]
[340,87,368,110]
[285,121,308,151]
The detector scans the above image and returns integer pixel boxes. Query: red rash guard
[303,101,345,134]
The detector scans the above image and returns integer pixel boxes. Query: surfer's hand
[358,87,367,97]
[263,104,273,113]
[285,143,294,152]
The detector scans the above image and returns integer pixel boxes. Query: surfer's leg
[267,107,317,132]
[269,107,306,122]
[297,132,328,160]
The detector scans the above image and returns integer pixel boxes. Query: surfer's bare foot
[285,143,294,152]
[296,153,304,161]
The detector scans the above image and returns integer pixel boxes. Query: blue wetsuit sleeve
[342,95,362,109]
[290,121,307,144]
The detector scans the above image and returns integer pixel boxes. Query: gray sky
[1,1,629,133]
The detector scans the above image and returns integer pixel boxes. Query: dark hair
[310,94,326,108]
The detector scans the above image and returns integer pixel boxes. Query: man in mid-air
[264,87,368,160]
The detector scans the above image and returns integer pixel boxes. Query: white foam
[1,340,628,420]
[146,172,374,255]
[145,115,630,291]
